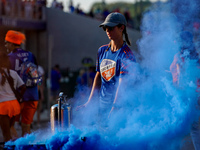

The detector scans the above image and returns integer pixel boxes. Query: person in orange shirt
[0,51,26,141]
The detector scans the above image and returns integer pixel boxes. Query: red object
[5,30,26,45]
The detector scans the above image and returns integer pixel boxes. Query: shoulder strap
[1,69,21,101]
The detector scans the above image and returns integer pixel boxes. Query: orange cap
[5,30,26,45]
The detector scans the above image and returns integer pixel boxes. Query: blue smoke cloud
[4,0,200,149]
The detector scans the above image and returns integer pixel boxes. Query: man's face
[5,41,15,53]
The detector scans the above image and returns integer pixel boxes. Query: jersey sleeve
[120,47,136,77]
[96,47,102,72]
[96,45,109,72]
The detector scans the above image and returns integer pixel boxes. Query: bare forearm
[87,72,101,104]
[19,84,26,96]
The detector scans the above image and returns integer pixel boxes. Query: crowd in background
[0,0,137,29]
[68,1,134,28]
[51,0,64,10]
[0,0,46,20]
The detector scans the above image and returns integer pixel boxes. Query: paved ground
[0,109,50,144]
[0,109,196,150]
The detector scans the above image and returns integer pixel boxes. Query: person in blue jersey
[170,31,200,150]
[77,12,136,127]
[5,30,39,136]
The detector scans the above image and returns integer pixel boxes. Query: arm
[170,54,180,86]
[76,71,101,110]
[85,71,101,105]
[13,70,26,96]
[38,74,45,100]
[18,84,26,97]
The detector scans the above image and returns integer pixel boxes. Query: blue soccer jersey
[96,43,136,108]
[8,48,39,101]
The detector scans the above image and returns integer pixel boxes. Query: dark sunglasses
[102,26,116,31]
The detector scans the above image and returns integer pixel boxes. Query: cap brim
[99,22,118,27]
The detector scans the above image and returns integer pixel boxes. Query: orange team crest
[100,59,116,81]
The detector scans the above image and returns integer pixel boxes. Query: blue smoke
[4,0,200,149]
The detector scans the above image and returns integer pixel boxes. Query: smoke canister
[50,103,71,132]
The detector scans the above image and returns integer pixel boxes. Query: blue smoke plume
[4,0,200,149]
